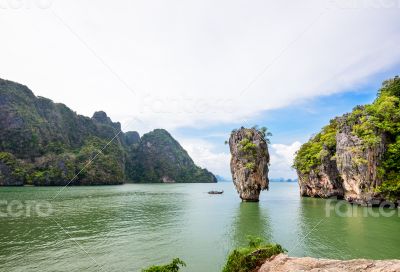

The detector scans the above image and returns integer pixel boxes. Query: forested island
[293,76,400,205]
[0,78,216,185]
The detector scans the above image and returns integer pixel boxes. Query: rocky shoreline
[259,254,400,272]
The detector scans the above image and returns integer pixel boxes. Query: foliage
[127,129,216,183]
[239,138,257,157]
[376,135,400,200]
[376,180,400,202]
[222,236,286,272]
[293,120,337,174]
[28,154,76,185]
[239,137,258,172]
[1,79,216,185]
[378,75,400,98]
[142,258,186,272]
[244,162,256,171]
[258,126,272,144]
[293,76,400,199]
[0,152,27,184]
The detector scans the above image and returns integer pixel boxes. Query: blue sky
[174,68,399,179]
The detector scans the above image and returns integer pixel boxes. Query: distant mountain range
[216,175,231,182]
[0,78,216,185]
[269,178,298,183]
[215,175,297,183]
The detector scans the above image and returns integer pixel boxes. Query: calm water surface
[0,183,399,272]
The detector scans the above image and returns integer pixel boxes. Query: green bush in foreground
[142,258,186,272]
[222,236,286,272]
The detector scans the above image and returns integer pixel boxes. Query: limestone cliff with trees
[0,78,216,185]
[293,76,400,205]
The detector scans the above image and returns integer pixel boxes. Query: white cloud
[0,1,399,132]
[179,136,302,179]
[269,142,302,179]
[178,138,231,178]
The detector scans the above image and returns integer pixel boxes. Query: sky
[1,0,400,179]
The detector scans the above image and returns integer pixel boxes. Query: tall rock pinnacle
[229,127,270,201]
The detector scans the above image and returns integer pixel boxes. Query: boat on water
[208,190,224,194]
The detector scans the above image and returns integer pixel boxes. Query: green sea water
[0,183,399,272]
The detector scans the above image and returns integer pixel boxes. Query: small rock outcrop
[229,127,270,201]
[258,254,400,272]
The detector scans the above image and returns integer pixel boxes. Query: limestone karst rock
[335,115,387,204]
[0,78,216,185]
[229,127,270,201]
[127,129,217,183]
[297,146,344,198]
[294,77,400,205]
[295,115,388,205]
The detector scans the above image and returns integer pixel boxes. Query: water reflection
[297,198,400,260]
[230,202,272,247]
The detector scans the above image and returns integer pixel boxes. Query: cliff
[127,129,216,183]
[0,78,216,185]
[295,120,344,199]
[229,127,270,201]
[258,254,400,272]
[294,76,400,204]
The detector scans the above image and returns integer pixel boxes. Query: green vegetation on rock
[293,76,400,200]
[141,237,284,272]
[222,236,285,272]
[0,78,216,185]
[236,126,271,171]
[0,152,27,185]
[142,258,186,272]
[128,129,216,183]
[293,120,337,175]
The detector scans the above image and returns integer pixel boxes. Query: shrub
[0,152,28,183]
[239,138,257,155]
[244,162,256,171]
[142,258,186,272]
[222,236,285,272]
[376,180,400,202]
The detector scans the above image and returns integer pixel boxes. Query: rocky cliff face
[128,129,216,183]
[295,117,387,204]
[294,77,400,204]
[0,78,216,185]
[298,147,344,198]
[335,115,387,204]
[258,254,400,272]
[229,127,269,201]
